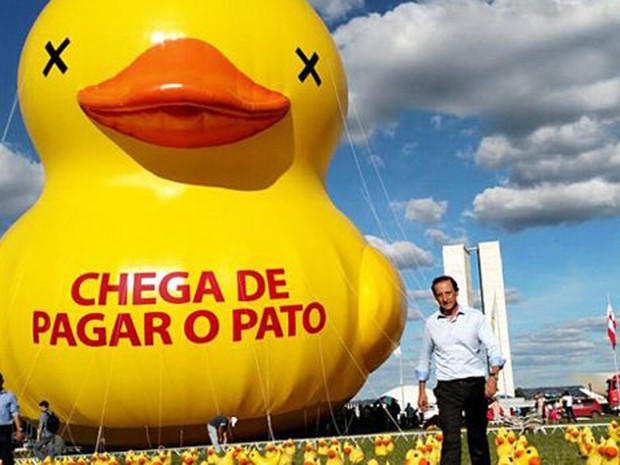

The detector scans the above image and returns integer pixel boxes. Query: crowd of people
[535,390,578,424]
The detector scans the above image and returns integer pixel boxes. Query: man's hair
[39,400,49,408]
[431,275,459,294]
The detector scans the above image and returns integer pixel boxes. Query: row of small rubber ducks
[25,434,444,465]
[493,428,540,465]
[564,423,620,465]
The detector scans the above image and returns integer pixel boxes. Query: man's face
[433,280,459,313]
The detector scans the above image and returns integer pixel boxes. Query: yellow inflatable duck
[494,431,513,458]
[496,456,514,465]
[423,435,440,465]
[277,447,293,465]
[264,444,278,461]
[565,425,580,444]
[600,437,620,465]
[325,448,343,465]
[318,440,330,457]
[584,435,603,465]
[374,436,388,457]
[207,447,222,465]
[2,0,405,447]
[610,421,620,442]
[218,449,236,465]
[343,441,364,464]
[513,445,540,465]
[283,440,296,457]
[249,449,280,465]
[304,442,317,463]
[382,435,394,455]
[234,447,250,465]
[579,428,595,457]
[402,450,429,465]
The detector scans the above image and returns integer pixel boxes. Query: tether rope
[1,92,18,144]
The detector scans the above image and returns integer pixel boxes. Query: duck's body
[0,0,405,445]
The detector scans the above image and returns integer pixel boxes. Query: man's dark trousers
[0,424,14,465]
[435,377,490,465]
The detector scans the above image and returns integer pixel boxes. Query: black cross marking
[43,38,71,77]
[296,47,321,87]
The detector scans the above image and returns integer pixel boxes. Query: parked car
[571,398,603,418]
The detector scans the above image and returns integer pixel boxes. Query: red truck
[607,374,620,411]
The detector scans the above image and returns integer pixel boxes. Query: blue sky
[3,0,620,402]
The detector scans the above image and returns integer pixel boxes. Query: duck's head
[19,0,347,191]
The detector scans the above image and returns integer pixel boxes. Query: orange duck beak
[78,38,290,148]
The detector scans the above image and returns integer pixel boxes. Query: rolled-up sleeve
[478,316,505,368]
[8,393,19,417]
[415,323,433,381]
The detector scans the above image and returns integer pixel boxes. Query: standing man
[0,373,24,465]
[416,276,505,465]
[207,415,238,452]
[561,390,576,423]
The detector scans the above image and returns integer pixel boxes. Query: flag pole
[609,296,619,402]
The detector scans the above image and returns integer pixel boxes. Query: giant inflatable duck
[1,0,405,445]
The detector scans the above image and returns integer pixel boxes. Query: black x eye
[43,38,71,77]
[296,47,321,87]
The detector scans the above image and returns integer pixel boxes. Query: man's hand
[15,429,25,443]
[485,376,498,398]
[418,388,428,412]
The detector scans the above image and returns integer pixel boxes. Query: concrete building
[442,241,516,397]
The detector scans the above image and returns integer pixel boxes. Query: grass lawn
[387,423,609,464]
[18,422,615,465]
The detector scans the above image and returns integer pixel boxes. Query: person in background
[0,373,24,465]
[404,402,416,428]
[562,391,576,423]
[207,415,238,452]
[487,398,503,422]
[535,392,545,420]
[34,400,65,458]
[416,275,505,465]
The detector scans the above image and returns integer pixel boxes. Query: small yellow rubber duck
[513,445,541,465]
[600,437,620,465]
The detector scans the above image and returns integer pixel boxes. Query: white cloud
[402,142,418,157]
[512,326,598,367]
[335,0,620,229]
[404,197,447,223]
[408,288,434,302]
[309,0,364,20]
[369,154,385,169]
[431,115,442,129]
[406,307,424,320]
[504,288,522,305]
[336,0,620,135]
[470,179,620,231]
[366,235,434,270]
[0,144,44,220]
[477,117,610,171]
[425,227,468,246]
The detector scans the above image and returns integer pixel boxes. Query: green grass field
[17,422,614,465]
[271,422,611,465]
[356,424,609,464]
